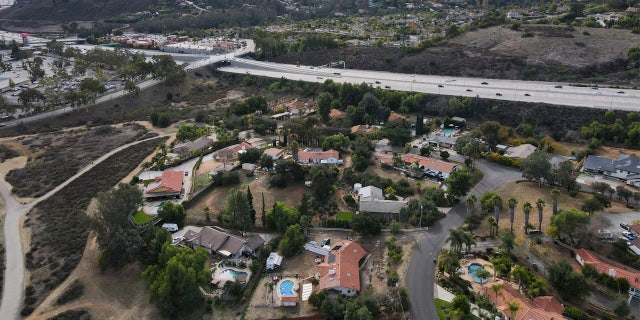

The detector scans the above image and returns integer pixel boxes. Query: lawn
[131,210,154,225]
[435,298,451,320]
[193,173,213,192]
[336,211,355,222]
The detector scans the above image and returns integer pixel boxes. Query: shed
[162,223,179,232]
[242,163,256,171]
[266,252,283,270]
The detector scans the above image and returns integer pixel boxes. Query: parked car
[621,223,630,230]
[555,85,563,88]
[438,84,444,88]
[524,93,531,96]
[481,82,488,85]
[496,93,502,96]
[623,231,636,240]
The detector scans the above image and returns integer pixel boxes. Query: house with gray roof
[183,226,264,258]
[357,185,407,215]
[582,154,640,186]
[172,136,213,155]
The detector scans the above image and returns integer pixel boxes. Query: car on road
[617,91,625,94]
[621,223,630,230]
[445,79,455,82]
[437,84,444,88]
[481,82,488,85]
[10,92,19,96]
[317,76,323,79]
[496,93,502,96]
[384,85,391,89]
[524,93,531,96]
[375,81,381,84]
[466,89,472,92]
[555,85,563,88]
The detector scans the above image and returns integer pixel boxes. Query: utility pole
[419,205,423,229]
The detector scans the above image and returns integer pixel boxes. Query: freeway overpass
[220,58,640,112]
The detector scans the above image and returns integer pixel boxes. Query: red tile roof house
[486,281,564,320]
[576,248,640,299]
[375,153,458,179]
[297,149,341,165]
[143,170,184,199]
[215,142,255,161]
[315,240,367,296]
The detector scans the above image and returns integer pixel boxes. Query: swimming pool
[280,280,295,296]
[218,268,248,281]
[468,263,487,283]
[444,129,454,136]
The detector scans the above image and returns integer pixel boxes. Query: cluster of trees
[176,124,209,141]
[268,159,305,187]
[581,110,640,149]
[230,96,268,116]
[400,189,447,227]
[548,260,593,301]
[221,188,256,234]
[254,31,342,60]
[308,286,385,320]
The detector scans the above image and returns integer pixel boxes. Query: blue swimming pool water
[280,280,295,296]
[218,268,248,281]
[468,263,486,283]
[444,129,453,136]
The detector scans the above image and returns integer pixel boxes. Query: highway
[220,58,640,111]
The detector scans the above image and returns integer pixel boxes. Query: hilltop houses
[297,149,341,165]
[183,226,265,258]
[581,154,640,187]
[143,170,184,199]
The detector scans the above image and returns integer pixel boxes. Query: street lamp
[419,205,423,229]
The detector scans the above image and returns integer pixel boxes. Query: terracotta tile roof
[351,125,377,134]
[630,223,640,235]
[217,142,255,159]
[388,112,408,122]
[298,149,339,162]
[264,148,285,159]
[145,170,183,194]
[329,109,346,119]
[316,240,367,293]
[533,296,565,315]
[281,295,298,303]
[401,154,458,174]
[576,248,640,289]
[487,282,564,320]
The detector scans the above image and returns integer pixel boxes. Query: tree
[176,124,207,141]
[310,165,338,202]
[521,151,552,187]
[437,249,460,274]
[499,230,515,255]
[316,92,333,123]
[490,283,504,301]
[143,244,210,316]
[247,186,256,226]
[352,212,381,236]
[381,120,412,146]
[445,168,474,199]
[265,202,300,232]
[238,148,264,164]
[508,197,518,232]
[23,57,45,79]
[616,185,633,206]
[549,209,590,245]
[492,194,503,226]
[554,160,577,190]
[322,134,350,151]
[465,194,477,216]
[450,295,471,317]
[279,224,305,257]
[300,215,312,237]
[221,189,253,233]
[490,255,511,279]
[547,260,593,300]
[581,198,604,215]
[506,301,521,320]
[18,88,45,110]
[259,154,274,170]
[447,228,465,253]
[551,188,560,216]
[158,202,187,228]
[522,202,532,234]
[536,199,545,231]
[96,183,143,228]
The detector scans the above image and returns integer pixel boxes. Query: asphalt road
[407,160,523,320]
[0,134,170,320]
[221,58,640,111]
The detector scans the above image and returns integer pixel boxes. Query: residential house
[316,240,367,296]
[425,134,458,149]
[581,154,640,186]
[575,248,640,299]
[264,148,285,160]
[388,112,408,122]
[183,226,265,258]
[215,142,255,161]
[246,137,265,148]
[357,185,407,214]
[143,170,184,198]
[351,125,378,135]
[298,149,341,164]
[171,136,213,155]
[486,281,565,320]
[505,143,537,159]
[377,153,458,179]
[329,108,346,120]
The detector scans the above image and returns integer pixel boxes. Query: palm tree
[490,283,504,301]
[522,202,532,234]
[488,216,496,237]
[506,301,521,320]
[536,198,546,231]
[447,228,464,253]
[508,197,518,232]
[465,194,477,216]
[437,249,460,274]
[492,195,503,228]
[476,268,491,287]
[551,188,560,216]
[462,231,477,253]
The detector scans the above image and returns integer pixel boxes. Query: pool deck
[458,258,495,292]
[276,277,299,306]
[211,263,252,287]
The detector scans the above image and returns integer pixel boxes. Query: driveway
[407,160,522,320]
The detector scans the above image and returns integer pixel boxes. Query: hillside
[270,25,640,86]
[0,0,154,22]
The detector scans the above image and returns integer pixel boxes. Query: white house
[266,252,283,270]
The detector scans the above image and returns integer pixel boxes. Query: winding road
[407,160,523,320]
[0,134,169,320]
